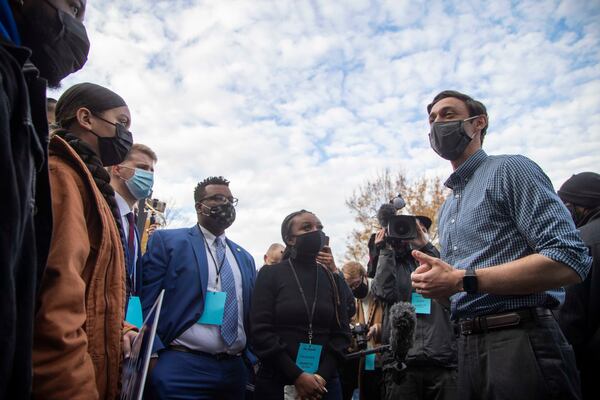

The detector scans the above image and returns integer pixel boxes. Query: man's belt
[457,307,552,336]
[169,344,241,360]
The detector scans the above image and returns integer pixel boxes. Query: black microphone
[389,301,416,361]
[377,203,396,228]
[386,301,416,383]
[344,301,416,370]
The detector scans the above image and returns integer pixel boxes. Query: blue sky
[50,0,600,266]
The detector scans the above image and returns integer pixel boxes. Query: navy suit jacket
[141,225,256,357]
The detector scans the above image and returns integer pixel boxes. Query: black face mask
[429,116,479,161]
[201,203,236,230]
[19,0,90,88]
[88,115,133,166]
[565,203,590,228]
[352,280,368,299]
[292,230,327,260]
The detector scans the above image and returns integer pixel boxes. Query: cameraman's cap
[416,216,432,231]
[558,172,600,208]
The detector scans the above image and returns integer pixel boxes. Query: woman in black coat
[250,210,351,400]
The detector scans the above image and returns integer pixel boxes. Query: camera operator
[340,262,384,400]
[371,203,457,400]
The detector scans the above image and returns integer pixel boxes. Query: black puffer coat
[0,38,52,399]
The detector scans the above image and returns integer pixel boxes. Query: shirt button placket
[451,188,462,259]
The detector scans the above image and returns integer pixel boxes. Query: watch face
[463,271,477,294]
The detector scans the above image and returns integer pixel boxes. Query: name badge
[197,291,227,325]
[125,296,143,328]
[296,343,322,373]
[411,292,432,314]
[364,353,376,371]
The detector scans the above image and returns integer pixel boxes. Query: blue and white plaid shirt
[438,149,592,320]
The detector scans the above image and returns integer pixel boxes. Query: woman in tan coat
[33,83,137,399]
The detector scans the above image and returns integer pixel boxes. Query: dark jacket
[370,244,457,368]
[559,208,600,397]
[33,135,130,400]
[0,38,52,399]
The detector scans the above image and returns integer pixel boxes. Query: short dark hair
[427,90,489,140]
[194,176,230,202]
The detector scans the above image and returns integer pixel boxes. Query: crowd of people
[1,1,599,400]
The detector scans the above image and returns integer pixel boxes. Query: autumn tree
[344,169,447,263]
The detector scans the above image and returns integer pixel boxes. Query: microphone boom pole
[345,345,391,360]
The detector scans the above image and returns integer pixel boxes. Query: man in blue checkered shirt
[411,90,592,400]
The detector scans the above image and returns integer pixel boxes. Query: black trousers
[341,358,382,400]
[382,364,457,400]
[457,312,581,400]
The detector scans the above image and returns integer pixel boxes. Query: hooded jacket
[32,135,129,400]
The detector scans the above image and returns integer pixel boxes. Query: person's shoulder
[226,238,253,259]
[48,143,89,195]
[488,153,539,171]
[329,267,347,285]
[157,227,194,237]
[579,216,600,244]
[485,154,548,184]
[256,260,286,283]
[155,227,192,239]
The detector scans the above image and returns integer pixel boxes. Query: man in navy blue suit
[109,144,157,339]
[109,144,157,295]
[142,176,257,399]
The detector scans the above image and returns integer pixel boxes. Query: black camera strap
[288,259,319,344]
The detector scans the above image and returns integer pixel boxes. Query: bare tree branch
[344,170,448,263]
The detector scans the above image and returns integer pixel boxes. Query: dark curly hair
[194,176,230,202]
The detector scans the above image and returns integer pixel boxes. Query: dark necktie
[126,212,136,275]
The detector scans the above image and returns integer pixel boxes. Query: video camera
[377,195,418,242]
[136,198,168,254]
[148,198,166,214]
[350,323,369,351]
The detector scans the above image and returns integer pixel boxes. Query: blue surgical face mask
[123,168,154,199]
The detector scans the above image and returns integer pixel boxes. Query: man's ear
[75,107,93,131]
[474,115,488,135]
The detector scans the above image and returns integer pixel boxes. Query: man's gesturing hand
[410,250,464,299]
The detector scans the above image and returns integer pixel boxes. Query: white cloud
[50,0,600,266]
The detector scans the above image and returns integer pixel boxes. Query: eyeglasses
[198,194,238,206]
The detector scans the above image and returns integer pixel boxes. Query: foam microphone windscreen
[377,203,397,228]
[389,301,416,362]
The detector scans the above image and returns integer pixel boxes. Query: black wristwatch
[463,269,478,294]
